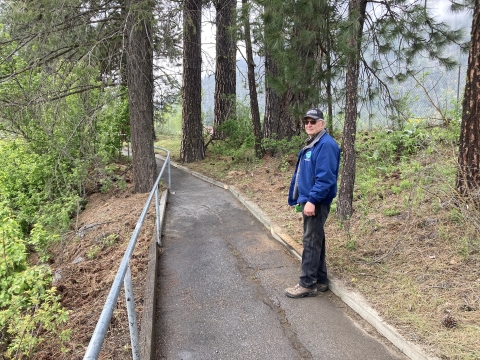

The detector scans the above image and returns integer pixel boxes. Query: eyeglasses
[303,119,318,126]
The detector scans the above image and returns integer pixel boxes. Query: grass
[156,134,181,160]
[156,122,479,360]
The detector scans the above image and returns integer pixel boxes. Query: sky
[431,0,472,27]
[201,9,217,77]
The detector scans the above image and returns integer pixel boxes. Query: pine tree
[181,0,205,162]
[337,0,367,220]
[457,0,480,198]
[242,0,264,158]
[258,0,341,140]
[333,0,466,219]
[126,0,157,193]
[262,50,283,141]
[261,0,289,141]
[213,0,237,139]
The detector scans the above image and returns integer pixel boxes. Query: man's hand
[303,201,315,216]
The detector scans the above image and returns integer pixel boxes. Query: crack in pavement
[227,242,313,360]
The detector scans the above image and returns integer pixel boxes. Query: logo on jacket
[305,151,312,161]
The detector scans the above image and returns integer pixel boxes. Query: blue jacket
[288,132,340,206]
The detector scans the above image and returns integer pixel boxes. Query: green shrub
[0,141,75,357]
[261,135,305,157]
[357,122,456,166]
[0,141,81,235]
[1,287,70,358]
[208,104,256,160]
[96,94,130,161]
[0,213,69,358]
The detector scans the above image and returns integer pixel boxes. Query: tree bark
[325,13,334,135]
[263,50,282,141]
[337,0,367,220]
[181,0,204,162]
[262,1,298,142]
[278,88,300,138]
[126,0,157,193]
[213,0,237,139]
[457,0,480,197]
[242,0,263,159]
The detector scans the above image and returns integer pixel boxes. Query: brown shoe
[285,284,318,298]
[316,283,329,292]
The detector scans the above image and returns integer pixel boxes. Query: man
[285,108,340,298]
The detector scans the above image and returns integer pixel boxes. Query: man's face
[303,117,325,137]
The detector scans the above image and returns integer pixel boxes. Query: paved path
[154,161,407,360]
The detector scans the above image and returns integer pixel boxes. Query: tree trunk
[263,50,282,142]
[263,80,300,143]
[262,1,297,143]
[181,0,204,162]
[326,13,334,135]
[279,88,300,138]
[326,62,334,134]
[213,0,237,139]
[126,0,157,193]
[337,0,367,220]
[457,0,480,197]
[242,0,263,159]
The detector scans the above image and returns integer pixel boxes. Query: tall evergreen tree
[181,0,205,162]
[457,0,480,197]
[261,1,286,141]
[126,0,157,193]
[259,0,338,140]
[213,0,237,139]
[336,0,367,220]
[262,51,282,141]
[333,0,466,219]
[242,0,263,158]
[322,4,337,134]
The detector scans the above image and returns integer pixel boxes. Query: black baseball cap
[303,108,324,120]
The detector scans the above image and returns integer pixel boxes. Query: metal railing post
[155,187,161,246]
[167,153,171,189]
[124,265,140,360]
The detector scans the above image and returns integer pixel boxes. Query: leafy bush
[0,83,131,358]
[0,211,69,358]
[217,117,254,149]
[0,141,78,357]
[208,103,256,160]
[29,224,59,263]
[1,287,70,358]
[0,214,27,303]
[357,120,458,166]
[96,94,130,162]
[261,135,305,157]
[0,141,81,235]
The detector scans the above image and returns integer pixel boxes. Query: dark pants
[299,203,330,289]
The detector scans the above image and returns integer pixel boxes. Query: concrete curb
[158,154,438,360]
[140,188,168,360]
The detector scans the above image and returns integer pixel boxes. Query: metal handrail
[83,146,170,360]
